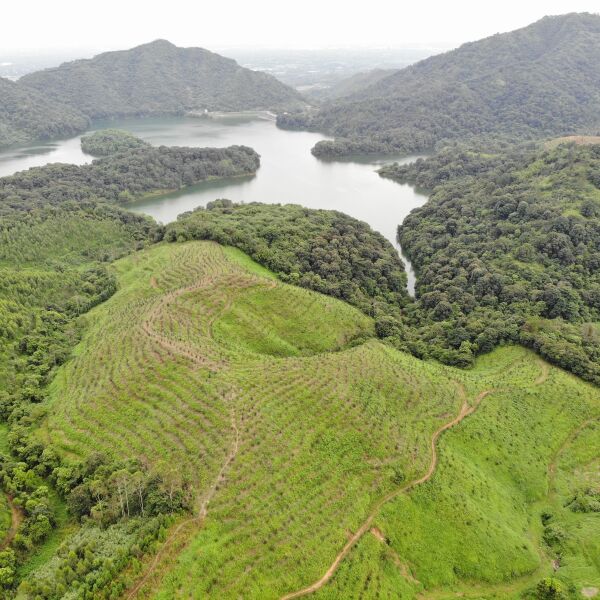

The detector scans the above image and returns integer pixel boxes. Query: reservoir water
[0,115,427,293]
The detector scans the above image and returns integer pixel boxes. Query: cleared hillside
[13,241,597,599]
[21,40,306,119]
[277,13,600,157]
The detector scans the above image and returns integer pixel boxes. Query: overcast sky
[1,0,599,54]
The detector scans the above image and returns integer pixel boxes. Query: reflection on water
[0,115,427,295]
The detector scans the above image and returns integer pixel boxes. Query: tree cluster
[80,129,150,157]
[0,144,259,215]
[167,200,409,318]
[382,142,600,381]
[0,77,88,148]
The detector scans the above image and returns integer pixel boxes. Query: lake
[0,115,428,293]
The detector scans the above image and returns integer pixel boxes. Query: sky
[1,0,599,54]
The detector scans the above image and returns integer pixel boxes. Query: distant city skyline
[1,0,599,54]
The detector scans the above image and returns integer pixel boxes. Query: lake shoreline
[0,115,428,297]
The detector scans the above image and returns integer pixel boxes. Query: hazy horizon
[1,1,599,55]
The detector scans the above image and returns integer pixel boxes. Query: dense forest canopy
[0,77,88,148]
[80,128,150,156]
[21,40,306,119]
[0,144,259,214]
[278,13,600,157]
[380,141,600,383]
[167,200,410,315]
[0,201,165,595]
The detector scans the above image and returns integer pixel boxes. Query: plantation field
[30,241,599,599]
[317,353,600,599]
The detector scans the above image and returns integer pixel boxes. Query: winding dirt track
[535,360,550,386]
[280,389,493,599]
[128,263,557,599]
[125,404,239,600]
[125,269,245,599]
[0,496,23,550]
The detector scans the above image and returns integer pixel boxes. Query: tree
[536,577,567,599]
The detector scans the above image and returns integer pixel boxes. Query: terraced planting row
[32,241,599,599]
[313,353,600,599]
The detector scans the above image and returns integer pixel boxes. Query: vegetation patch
[380,142,600,383]
[80,129,150,157]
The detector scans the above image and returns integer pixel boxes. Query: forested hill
[380,141,600,384]
[20,40,306,119]
[278,13,600,157]
[168,200,410,314]
[0,76,88,147]
[308,68,397,101]
[0,144,259,214]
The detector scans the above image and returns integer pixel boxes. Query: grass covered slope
[22,240,598,599]
[278,13,600,157]
[21,40,305,119]
[316,351,600,600]
[30,241,466,597]
[0,77,88,148]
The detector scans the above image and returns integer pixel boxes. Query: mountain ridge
[21,39,306,119]
[277,12,600,157]
[0,76,89,147]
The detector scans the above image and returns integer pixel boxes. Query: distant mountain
[310,68,398,101]
[0,76,88,147]
[277,13,600,156]
[21,40,306,119]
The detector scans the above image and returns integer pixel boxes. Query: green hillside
[310,68,398,101]
[0,144,259,214]
[21,40,306,119]
[380,142,600,384]
[277,13,600,157]
[0,77,88,148]
[1,15,599,598]
[8,240,596,599]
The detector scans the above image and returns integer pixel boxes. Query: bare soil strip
[0,496,23,550]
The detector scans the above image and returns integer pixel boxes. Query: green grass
[213,284,373,356]
[24,241,600,599]
[319,351,599,599]
[17,487,73,578]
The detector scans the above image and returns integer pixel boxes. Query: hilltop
[277,13,600,156]
[0,76,88,147]
[21,40,306,119]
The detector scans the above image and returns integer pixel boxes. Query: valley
[0,115,428,292]
[0,8,599,600]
